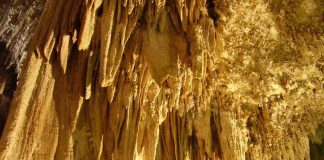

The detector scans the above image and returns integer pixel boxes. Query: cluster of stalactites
[31,0,219,108]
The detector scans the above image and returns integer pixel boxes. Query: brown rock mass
[0,0,323,159]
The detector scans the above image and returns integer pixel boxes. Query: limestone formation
[0,0,323,159]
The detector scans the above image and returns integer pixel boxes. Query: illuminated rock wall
[0,0,323,159]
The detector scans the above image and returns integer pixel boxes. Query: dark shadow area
[0,41,17,137]
[206,0,220,21]
[310,142,324,160]
[310,124,324,160]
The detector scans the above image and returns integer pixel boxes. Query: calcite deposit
[0,0,323,159]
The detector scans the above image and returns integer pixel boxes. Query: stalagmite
[0,0,323,159]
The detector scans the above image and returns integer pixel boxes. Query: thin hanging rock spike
[58,35,72,73]
[100,0,117,87]
[57,0,75,73]
[85,50,96,99]
[78,0,103,51]
[40,0,65,61]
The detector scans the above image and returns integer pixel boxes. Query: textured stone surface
[0,0,323,159]
[0,0,45,136]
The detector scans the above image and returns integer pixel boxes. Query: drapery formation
[0,0,323,159]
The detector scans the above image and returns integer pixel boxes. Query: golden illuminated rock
[0,0,323,159]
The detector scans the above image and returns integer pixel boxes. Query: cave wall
[0,0,323,159]
[0,0,45,136]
